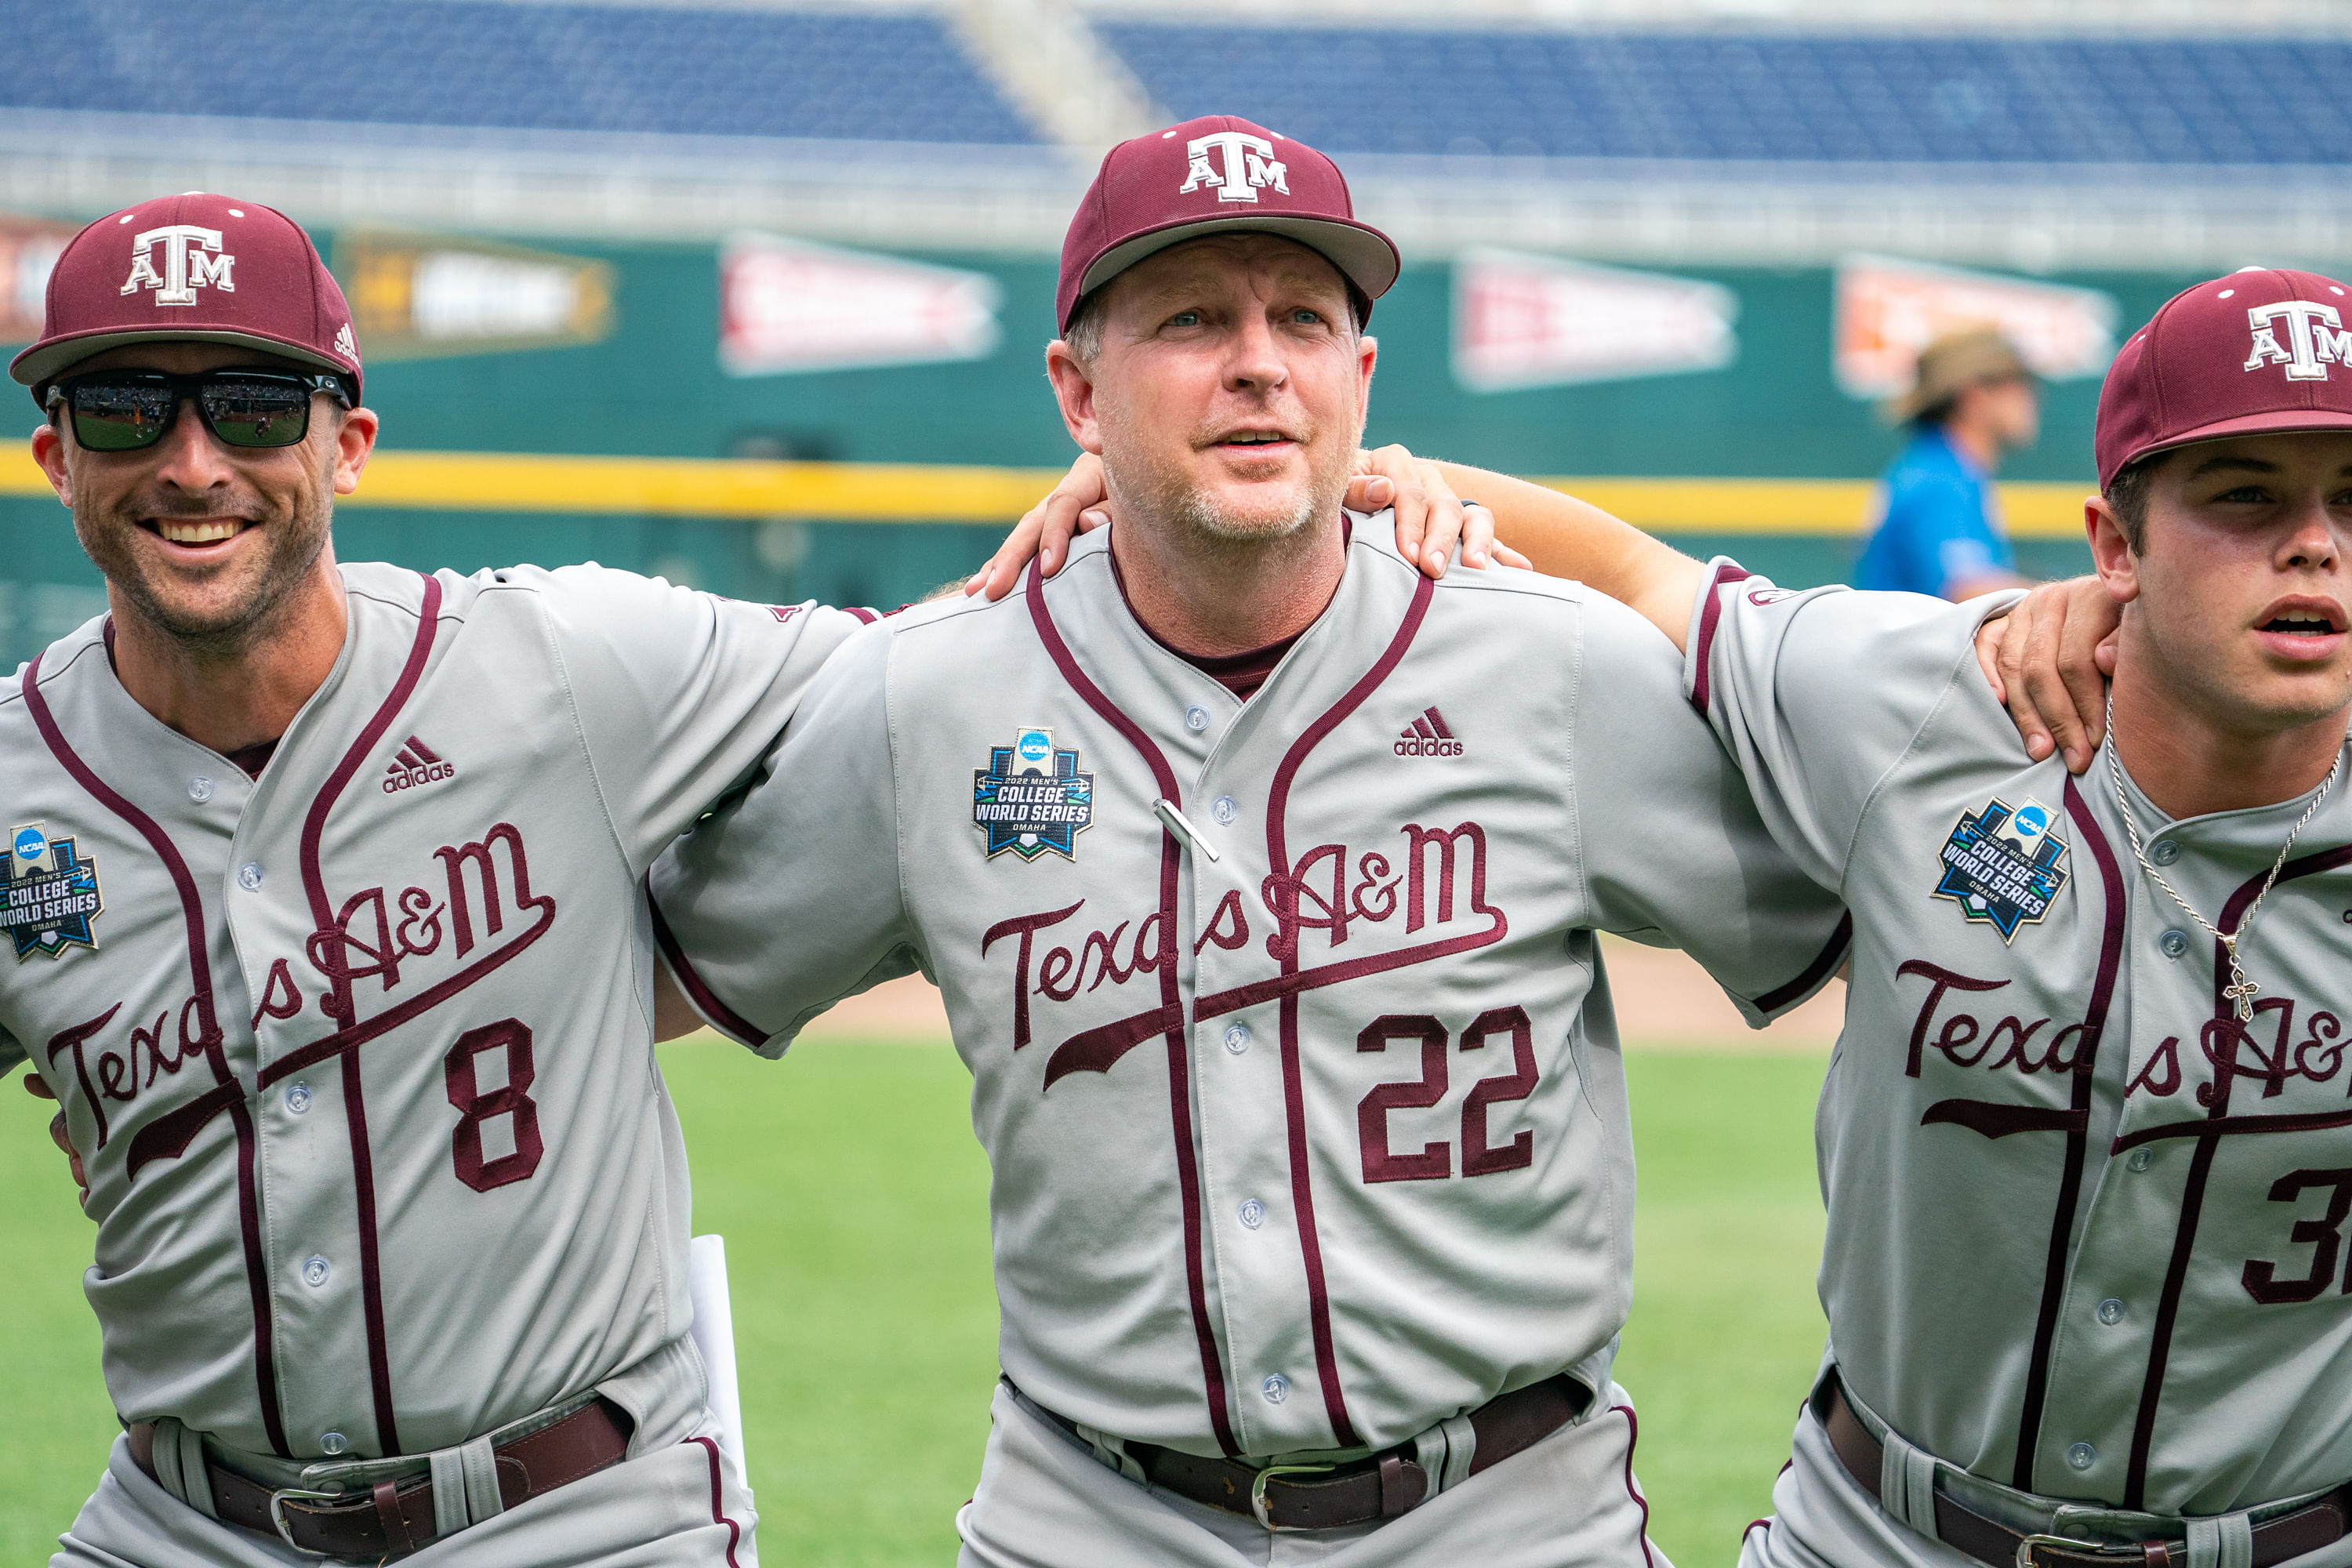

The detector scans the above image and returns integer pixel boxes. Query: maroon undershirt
[103,619,281,779]
[1171,633,1301,701]
[1107,532,1334,700]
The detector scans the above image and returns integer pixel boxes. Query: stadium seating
[0,1,1040,147]
[1098,26,2352,168]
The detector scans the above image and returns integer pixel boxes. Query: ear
[1355,333,1377,439]
[29,421,72,508]
[2086,495,2140,606]
[332,405,379,496]
[1045,342,1104,456]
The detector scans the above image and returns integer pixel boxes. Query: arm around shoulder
[646,623,921,1054]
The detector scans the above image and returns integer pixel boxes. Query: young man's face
[30,341,376,651]
[1050,233,1376,549]
[2098,430,2352,736]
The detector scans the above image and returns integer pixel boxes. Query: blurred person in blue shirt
[1853,326,2042,599]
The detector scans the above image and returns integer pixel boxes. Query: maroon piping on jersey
[21,651,293,1458]
[1025,556,1240,1457]
[292,572,442,1458]
[2118,839,2352,1507]
[1685,563,1752,717]
[685,1436,747,1568]
[2005,781,2124,1493]
[646,886,768,1047]
[1261,568,1436,1453]
[1755,913,1852,1016]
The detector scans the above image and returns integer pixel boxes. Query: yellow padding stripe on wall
[0,448,2097,539]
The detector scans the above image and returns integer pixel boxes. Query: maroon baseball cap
[9,192,361,401]
[1057,115,1399,333]
[2096,267,2352,488]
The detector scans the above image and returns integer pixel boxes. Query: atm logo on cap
[2245,299,2352,382]
[1179,130,1290,205]
[122,225,234,307]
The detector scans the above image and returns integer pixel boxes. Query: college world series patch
[973,728,1094,860]
[1933,797,2068,944]
[2,822,103,959]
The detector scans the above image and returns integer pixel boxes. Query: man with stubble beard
[646,115,1851,1567]
[1,192,1124,1566]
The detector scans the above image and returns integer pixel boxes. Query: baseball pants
[1740,1406,2352,1568]
[955,1379,1670,1568]
[49,1419,755,1568]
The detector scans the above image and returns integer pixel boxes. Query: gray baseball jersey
[1689,560,2352,1517]
[650,522,1849,1461]
[0,561,857,1465]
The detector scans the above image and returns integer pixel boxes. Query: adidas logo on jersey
[1394,707,1464,757]
[381,735,456,793]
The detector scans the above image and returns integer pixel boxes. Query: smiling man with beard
[647,115,1851,1568]
[0,191,1131,1566]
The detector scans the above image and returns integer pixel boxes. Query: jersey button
[1261,1374,1290,1404]
[237,862,265,891]
[1184,706,1210,734]
[1223,1024,1251,1055]
[2127,1148,2154,1172]
[302,1256,331,1288]
[1238,1199,1265,1230]
[1211,796,1239,826]
[2150,839,2182,866]
[2158,928,2190,959]
[2066,1442,2096,1471]
[187,775,214,804]
[318,1431,349,1455]
[285,1083,313,1115]
[2096,1298,2125,1325]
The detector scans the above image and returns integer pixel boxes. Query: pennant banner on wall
[719,234,1000,378]
[0,214,78,344]
[1452,249,1738,393]
[1835,256,2118,401]
[335,232,615,361]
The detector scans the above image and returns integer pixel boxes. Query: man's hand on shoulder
[1346,445,1530,575]
[1973,575,2121,773]
[22,1072,89,1209]
[964,448,1519,603]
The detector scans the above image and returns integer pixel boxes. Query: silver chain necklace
[2104,690,2343,1022]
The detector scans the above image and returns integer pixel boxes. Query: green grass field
[0,1040,1827,1566]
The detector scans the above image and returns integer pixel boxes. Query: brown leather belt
[1026,1374,1591,1531]
[132,1398,633,1561]
[1817,1374,2352,1568]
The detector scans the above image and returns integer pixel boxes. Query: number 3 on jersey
[1356,1006,1540,1184]
[445,1018,546,1192]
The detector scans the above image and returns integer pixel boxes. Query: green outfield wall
[2,227,2242,667]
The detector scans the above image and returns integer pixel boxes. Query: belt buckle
[1250,1462,1339,1532]
[268,1486,343,1558]
[2015,1531,2142,1567]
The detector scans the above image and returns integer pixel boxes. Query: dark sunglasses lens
[68,380,176,451]
[201,378,313,448]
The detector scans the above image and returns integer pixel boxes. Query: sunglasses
[45,368,354,453]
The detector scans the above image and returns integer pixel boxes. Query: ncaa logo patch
[1,821,103,959]
[973,727,1094,860]
[1933,796,2068,944]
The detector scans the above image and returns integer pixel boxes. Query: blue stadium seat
[0,1,1040,146]
[1097,24,2352,167]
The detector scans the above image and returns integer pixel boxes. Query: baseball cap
[2096,267,2352,488]
[1884,326,2033,424]
[1057,115,1400,334]
[9,192,361,401]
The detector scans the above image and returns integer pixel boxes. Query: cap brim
[10,326,354,394]
[2114,407,2352,482]
[1073,213,1401,327]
